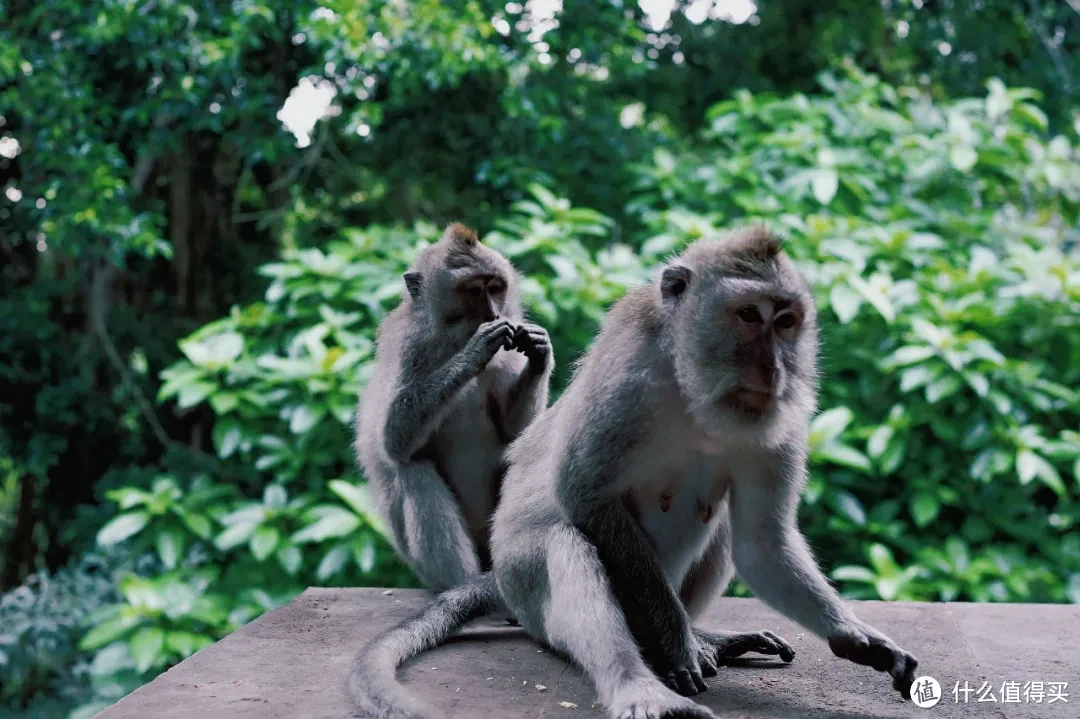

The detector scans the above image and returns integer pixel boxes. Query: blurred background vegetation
[1,0,1079,716]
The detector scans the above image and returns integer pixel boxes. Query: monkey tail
[349,574,503,719]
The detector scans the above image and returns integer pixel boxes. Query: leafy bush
[1,552,126,716]
[69,69,1080,715]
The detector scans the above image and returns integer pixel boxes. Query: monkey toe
[672,668,708,696]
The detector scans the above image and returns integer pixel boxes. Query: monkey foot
[694,628,796,665]
[609,679,716,719]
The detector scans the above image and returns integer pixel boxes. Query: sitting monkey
[355,223,553,592]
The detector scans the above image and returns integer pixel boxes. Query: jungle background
[2,1,1080,716]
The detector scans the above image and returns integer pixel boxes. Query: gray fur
[351,228,918,719]
[355,223,553,591]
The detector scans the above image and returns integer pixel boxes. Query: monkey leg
[519,524,715,719]
[395,461,482,592]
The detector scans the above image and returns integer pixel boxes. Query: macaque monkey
[355,223,553,592]
[352,228,918,719]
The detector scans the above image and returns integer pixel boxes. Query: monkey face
[668,259,818,440]
[406,229,520,347]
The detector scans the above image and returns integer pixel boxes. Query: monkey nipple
[659,491,673,513]
[698,500,714,524]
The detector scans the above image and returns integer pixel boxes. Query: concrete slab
[97,589,1078,719]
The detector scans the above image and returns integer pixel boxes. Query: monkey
[350,227,918,719]
[354,223,554,593]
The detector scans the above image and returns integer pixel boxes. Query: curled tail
[349,574,503,719]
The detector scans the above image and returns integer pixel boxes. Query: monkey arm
[729,445,917,697]
[383,353,481,463]
[728,446,858,636]
[500,360,552,439]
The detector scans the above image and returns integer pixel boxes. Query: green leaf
[829,284,862,324]
[181,332,244,367]
[1015,103,1048,131]
[831,566,877,583]
[817,443,872,472]
[962,371,989,398]
[354,535,376,573]
[289,405,326,435]
[209,392,239,414]
[1015,450,1065,495]
[811,169,839,204]
[97,512,151,546]
[910,493,940,528]
[79,614,141,650]
[129,627,166,674]
[276,545,302,575]
[828,490,867,526]
[329,480,386,534]
[899,365,935,392]
[949,145,977,172]
[926,375,963,403]
[213,419,244,459]
[882,345,935,369]
[264,484,288,509]
[868,544,899,577]
[867,425,893,460]
[878,436,906,476]
[291,506,361,543]
[809,407,854,447]
[173,508,212,540]
[848,275,894,323]
[107,488,152,510]
[176,382,216,410]
[156,530,184,570]
[166,631,213,658]
[250,526,280,561]
[215,521,260,551]
[1016,449,1039,485]
[317,545,350,581]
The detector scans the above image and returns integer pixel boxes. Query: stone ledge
[97,588,1078,718]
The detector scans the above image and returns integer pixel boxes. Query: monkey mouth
[731,388,774,411]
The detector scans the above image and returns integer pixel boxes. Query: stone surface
[97,589,1078,719]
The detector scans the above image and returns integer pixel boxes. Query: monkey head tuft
[442,222,480,246]
[663,228,818,442]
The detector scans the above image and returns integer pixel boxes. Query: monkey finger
[698,654,718,678]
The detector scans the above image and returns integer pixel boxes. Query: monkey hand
[694,628,795,668]
[828,623,918,699]
[465,319,516,371]
[510,323,553,373]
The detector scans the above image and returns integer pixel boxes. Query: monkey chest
[430,381,505,519]
[629,456,730,587]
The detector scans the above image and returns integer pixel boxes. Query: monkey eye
[774,312,797,330]
[488,281,506,295]
[736,305,764,324]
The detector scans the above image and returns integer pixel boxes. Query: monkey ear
[660,265,691,302]
[403,270,423,299]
